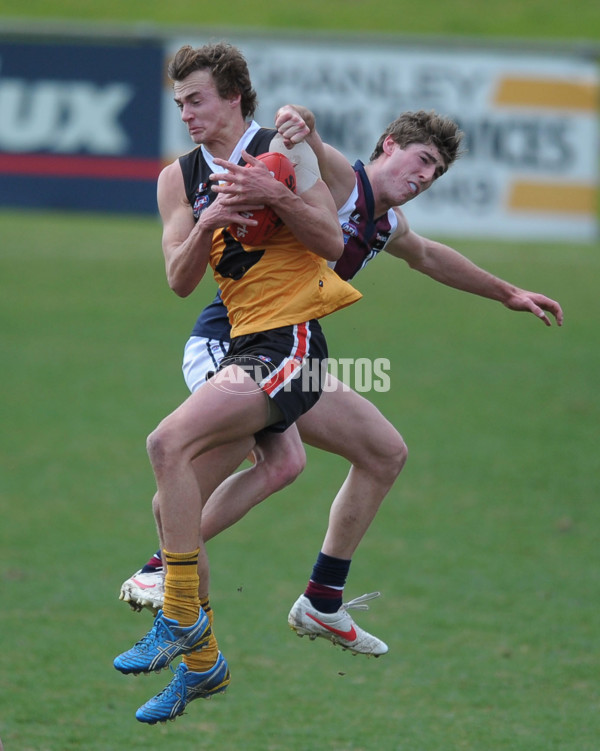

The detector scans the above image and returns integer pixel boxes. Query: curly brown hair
[370,111,464,174]
[167,42,258,119]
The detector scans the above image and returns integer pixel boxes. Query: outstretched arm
[276,104,564,327]
[387,222,563,326]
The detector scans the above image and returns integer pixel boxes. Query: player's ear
[382,135,398,156]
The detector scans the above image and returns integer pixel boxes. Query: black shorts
[219,320,328,432]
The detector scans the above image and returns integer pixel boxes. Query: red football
[228,152,297,246]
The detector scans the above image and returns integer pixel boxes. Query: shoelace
[150,664,183,702]
[135,616,168,652]
[341,591,381,612]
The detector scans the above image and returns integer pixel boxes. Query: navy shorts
[219,320,328,432]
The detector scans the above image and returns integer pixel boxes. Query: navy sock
[141,550,163,573]
[304,552,351,613]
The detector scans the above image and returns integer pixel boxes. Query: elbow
[304,235,343,262]
[329,237,345,262]
[172,285,193,299]
[166,259,206,298]
[322,225,345,261]
[326,245,344,262]
[167,272,194,298]
[170,281,194,298]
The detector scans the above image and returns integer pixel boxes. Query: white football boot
[119,568,165,615]
[288,592,388,656]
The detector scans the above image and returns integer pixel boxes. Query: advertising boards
[165,37,598,240]
[1,29,597,240]
[0,37,164,214]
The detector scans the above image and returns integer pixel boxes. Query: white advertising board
[164,37,598,241]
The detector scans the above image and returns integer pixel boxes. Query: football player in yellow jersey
[113,42,361,724]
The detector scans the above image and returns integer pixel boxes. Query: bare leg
[147,375,404,609]
[146,366,279,595]
[297,375,407,559]
[183,373,406,558]
[150,418,305,609]
[152,438,255,554]
[200,426,306,541]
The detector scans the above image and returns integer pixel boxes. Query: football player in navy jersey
[120,102,563,669]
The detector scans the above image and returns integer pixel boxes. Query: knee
[361,426,408,484]
[388,431,408,479]
[275,444,307,488]
[253,441,306,492]
[146,423,177,472]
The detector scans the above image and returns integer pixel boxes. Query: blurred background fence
[0,21,598,240]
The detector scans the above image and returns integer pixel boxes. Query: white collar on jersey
[200,120,262,177]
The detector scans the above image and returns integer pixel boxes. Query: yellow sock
[162,549,200,626]
[184,596,219,673]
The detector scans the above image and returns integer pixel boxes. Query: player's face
[382,140,445,205]
[173,70,239,148]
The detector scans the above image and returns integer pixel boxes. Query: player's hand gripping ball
[228,152,297,246]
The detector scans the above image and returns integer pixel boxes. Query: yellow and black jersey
[179,124,361,338]
[210,223,360,337]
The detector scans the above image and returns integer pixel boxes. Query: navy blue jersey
[190,290,230,339]
[334,160,397,281]
[192,159,396,341]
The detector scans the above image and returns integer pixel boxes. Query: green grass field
[1,2,599,749]
[1,209,598,750]
[1,0,599,41]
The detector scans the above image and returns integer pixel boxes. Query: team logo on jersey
[373,231,391,250]
[341,222,359,238]
[193,182,210,218]
[258,355,272,363]
[193,196,210,216]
